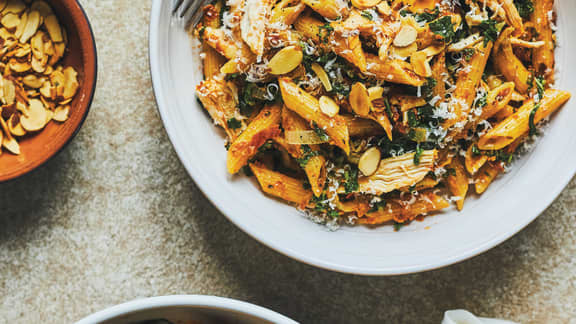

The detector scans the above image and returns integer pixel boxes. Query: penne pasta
[279,78,350,154]
[493,27,531,94]
[478,89,571,150]
[532,0,555,84]
[445,157,468,211]
[227,105,283,174]
[250,162,313,208]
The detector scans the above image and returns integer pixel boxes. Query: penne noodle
[250,162,313,208]
[474,161,504,194]
[445,157,468,211]
[359,190,450,225]
[532,0,555,84]
[196,79,243,140]
[279,78,350,154]
[369,111,394,141]
[478,89,571,150]
[301,0,349,20]
[464,144,488,175]
[344,115,386,137]
[493,27,531,94]
[365,54,425,87]
[227,105,283,174]
[271,0,307,26]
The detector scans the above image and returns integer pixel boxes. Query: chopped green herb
[535,75,546,101]
[393,221,404,231]
[529,102,542,137]
[429,16,456,43]
[514,0,534,19]
[368,198,387,213]
[422,77,437,99]
[383,97,393,119]
[318,23,334,43]
[361,10,375,21]
[312,123,330,141]
[295,145,320,168]
[474,91,488,109]
[310,193,340,218]
[226,118,242,130]
[462,48,476,61]
[478,19,502,45]
[414,143,424,165]
[344,166,359,194]
[471,145,513,162]
[415,7,440,23]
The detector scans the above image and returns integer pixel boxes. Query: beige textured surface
[1,1,576,323]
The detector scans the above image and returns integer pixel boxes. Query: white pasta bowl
[149,0,576,275]
[75,295,297,324]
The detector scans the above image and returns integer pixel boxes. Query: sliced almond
[393,25,417,47]
[50,69,64,97]
[13,44,30,57]
[310,63,332,92]
[411,51,432,77]
[31,30,44,60]
[1,13,20,30]
[19,9,41,43]
[359,147,381,176]
[8,112,25,136]
[14,10,27,39]
[2,78,15,105]
[20,98,49,131]
[62,66,78,99]
[22,74,44,88]
[31,0,53,18]
[349,82,371,117]
[376,1,392,16]
[39,80,51,97]
[3,0,26,15]
[351,0,380,10]
[52,105,68,122]
[268,46,303,75]
[389,42,418,60]
[31,52,46,73]
[2,135,19,154]
[367,86,384,101]
[49,42,65,66]
[319,96,339,117]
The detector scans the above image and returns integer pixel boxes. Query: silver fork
[171,0,212,29]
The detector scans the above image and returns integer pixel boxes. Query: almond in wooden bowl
[0,0,97,182]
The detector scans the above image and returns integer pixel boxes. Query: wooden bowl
[0,0,97,182]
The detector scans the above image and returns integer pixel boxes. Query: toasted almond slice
[0,116,19,154]
[319,96,339,117]
[447,33,482,52]
[351,0,380,9]
[44,108,53,123]
[350,82,371,117]
[510,91,525,102]
[31,30,44,60]
[8,112,25,136]
[43,64,53,75]
[59,98,72,105]
[44,14,62,42]
[31,54,46,73]
[50,69,64,97]
[15,100,26,113]
[389,42,418,60]
[310,63,332,92]
[14,10,27,39]
[22,74,44,88]
[367,86,384,101]
[39,80,51,97]
[3,78,15,105]
[393,25,417,47]
[20,98,49,131]
[53,105,69,122]
[62,66,78,99]
[0,26,15,41]
[411,51,432,77]
[2,135,19,154]
[20,9,41,43]
[1,13,20,29]
[31,0,53,18]
[376,1,392,16]
[13,44,30,57]
[268,46,303,75]
[3,0,26,15]
[43,37,54,56]
[359,147,381,176]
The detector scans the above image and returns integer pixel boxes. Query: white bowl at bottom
[75,295,298,324]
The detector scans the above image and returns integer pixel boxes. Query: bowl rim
[0,0,98,183]
[148,0,576,276]
[74,295,298,324]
